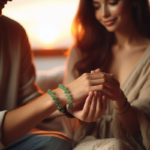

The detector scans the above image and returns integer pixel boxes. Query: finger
[95,68,101,71]
[94,95,107,120]
[110,74,114,77]
[98,92,103,110]
[91,68,101,72]
[87,91,97,121]
[102,95,107,111]
[95,95,107,118]
[105,76,120,88]
[103,94,117,101]
[86,91,97,122]
[90,72,119,88]
[87,72,112,80]
[90,78,115,89]
[88,91,92,96]
[94,68,101,73]
[91,69,101,74]
[82,91,94,119]
[93,92,103,121]
[91,70,96,74]
[90,84,114,97]
[90,75,120,92]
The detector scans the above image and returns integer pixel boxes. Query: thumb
[91,68,101,74]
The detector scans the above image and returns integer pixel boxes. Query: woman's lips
[104,18,117,26]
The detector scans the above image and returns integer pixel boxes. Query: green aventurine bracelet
[47,89,64,113]
[58,84,73,110]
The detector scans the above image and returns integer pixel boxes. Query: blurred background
[3,0,79,71]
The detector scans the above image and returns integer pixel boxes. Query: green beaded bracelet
[58,84,73,110]
[47,89,64,113]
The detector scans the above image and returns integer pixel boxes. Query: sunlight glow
[36,23,60,44]
[3,0,79,49]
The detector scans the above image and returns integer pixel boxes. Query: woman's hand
[67,91,107,122]
[100,74,126,101]
[89,71,126,102]
[65,69,113,103]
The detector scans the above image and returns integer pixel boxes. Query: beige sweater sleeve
[0,110,7,150]
[131,75,150,150]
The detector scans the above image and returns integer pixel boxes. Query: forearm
[114,98,140,135]
[2,89,67,146]
[2,71,108,146]
[47,110,64,119]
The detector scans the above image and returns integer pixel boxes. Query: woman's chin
[105,26,118,33]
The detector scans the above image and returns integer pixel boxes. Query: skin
[0,0,110,146]
[93,0,134,33]
[67,69,108,123]
[2,69,111,146]
[92,0,150,135]
[2,0,148,146]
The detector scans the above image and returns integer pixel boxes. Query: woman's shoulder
[69,46,81,56]
[67,46,82,61]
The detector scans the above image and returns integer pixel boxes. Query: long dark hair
[71,0,150,77]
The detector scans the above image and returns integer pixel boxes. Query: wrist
[58,84,73,110]
[53,88,68,107]
[65,83,85,103]
[63,105,75,118]
[114,94,126,109]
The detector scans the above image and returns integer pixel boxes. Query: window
[3,0,79,50]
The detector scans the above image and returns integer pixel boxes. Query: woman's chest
[105,48,146,87]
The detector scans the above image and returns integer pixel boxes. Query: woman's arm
[114,75,150,135]
[90,73,140,135]
[107,78,140,135]
[114,96,140,135]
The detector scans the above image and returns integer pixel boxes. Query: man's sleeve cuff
[0,110,8,150]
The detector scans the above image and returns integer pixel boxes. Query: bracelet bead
[63,105,75,118]
[47,89,64,113]
[58,84,73,110]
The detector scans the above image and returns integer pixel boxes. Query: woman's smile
[103,18,117,26]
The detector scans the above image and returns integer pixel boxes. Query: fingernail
[91,91,95,95]
[89,91,92,95]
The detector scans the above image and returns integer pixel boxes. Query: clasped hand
[67,69,126,122]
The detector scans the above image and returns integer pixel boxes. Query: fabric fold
[63,45,150,150]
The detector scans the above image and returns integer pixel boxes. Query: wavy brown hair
[71,0,150,78]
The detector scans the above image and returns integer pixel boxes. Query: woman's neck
[113,21,149,49]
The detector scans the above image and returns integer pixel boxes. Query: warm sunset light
[36,23,60,43]
[3,0,79,50]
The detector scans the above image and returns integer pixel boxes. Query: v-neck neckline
[121,44,150,90]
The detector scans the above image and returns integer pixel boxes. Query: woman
[63,0,150,149]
